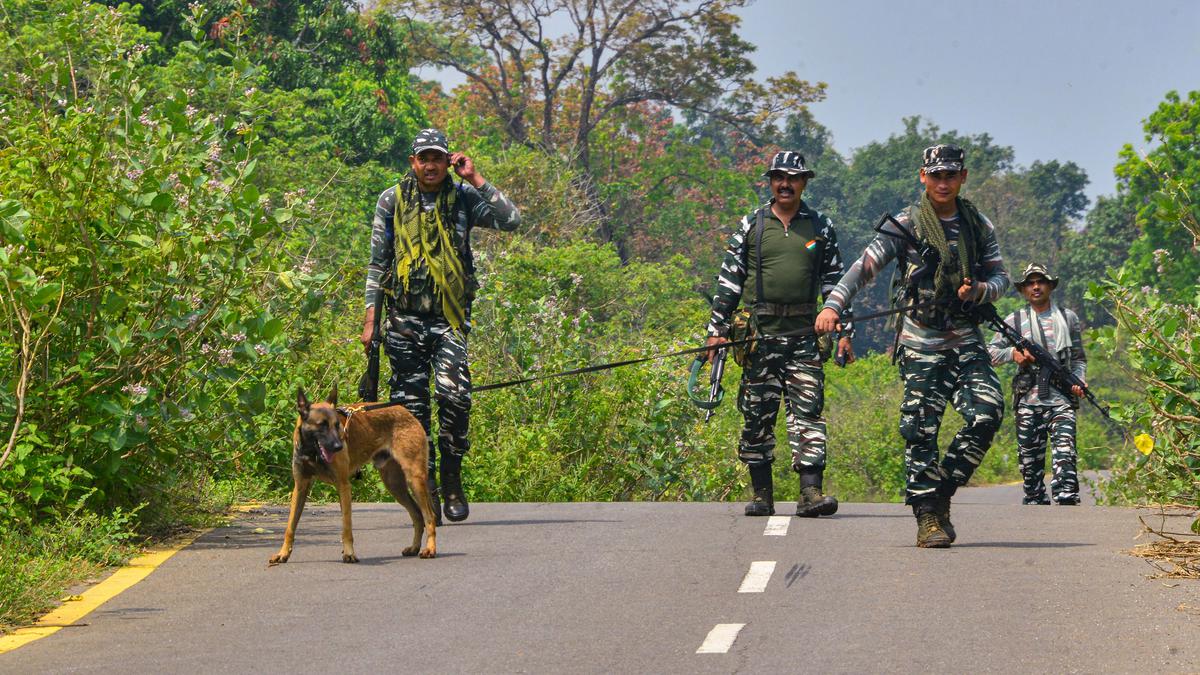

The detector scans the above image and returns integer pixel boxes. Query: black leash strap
[353,301,942,411]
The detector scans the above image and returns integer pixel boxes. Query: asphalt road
[4,491,1198,674]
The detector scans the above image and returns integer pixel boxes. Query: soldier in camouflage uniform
[705,151,855,518]
[816,145,1010,548]
[987,263,1087,505]
[360,128,521,524]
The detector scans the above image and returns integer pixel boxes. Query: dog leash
[351,301,943,411]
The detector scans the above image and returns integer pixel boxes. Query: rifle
[687,347,727,422]
[973,303,1110,418]
[874,213,941,364]
[357,288,385,402]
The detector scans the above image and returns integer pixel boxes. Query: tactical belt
[753,302,817,317]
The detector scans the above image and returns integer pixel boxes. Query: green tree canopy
[1115,89,1200,299]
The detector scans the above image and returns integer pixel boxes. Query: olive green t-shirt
[744,212,821,336]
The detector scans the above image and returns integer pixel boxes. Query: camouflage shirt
[365,180,520,320]
[707,201,854,338]
[823,208,1009,351]
[987,303,1087,407]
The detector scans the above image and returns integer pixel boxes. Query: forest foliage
[0,0,1192,542]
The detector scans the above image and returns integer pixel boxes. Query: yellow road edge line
[0,527,210,655]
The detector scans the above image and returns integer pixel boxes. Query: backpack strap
[755,205,766,309]
[808,208,827,303]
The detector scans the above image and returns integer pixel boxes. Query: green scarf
[393,174,467,331]
[913,192,983,299]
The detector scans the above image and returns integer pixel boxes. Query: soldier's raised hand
[450,152,484,188]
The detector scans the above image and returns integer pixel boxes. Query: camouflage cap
[411,128,449,156]
[922,144,965,173]
[763,151,815,178]
[1014,262,1059,288]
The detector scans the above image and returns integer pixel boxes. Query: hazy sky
[417,0,1200,205]
[738,0,1199,203]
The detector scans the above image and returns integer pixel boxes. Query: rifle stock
[687,347,727,421]
[705,348,727,423]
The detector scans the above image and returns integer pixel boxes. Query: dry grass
[1127,511,1200,580]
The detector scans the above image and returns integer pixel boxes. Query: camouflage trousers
[898,343,1003,505]
[736,335,826,470]
[1015,402,1078,504]
[385,312,471,469]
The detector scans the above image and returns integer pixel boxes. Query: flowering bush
[1091,89,1200,527]
[1093,175,1200,526]
[0,2,322,524]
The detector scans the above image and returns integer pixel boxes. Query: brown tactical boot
[795,468,838,518]
[934,494,955,543]
[915,513,952,548]
[744,463,775,516]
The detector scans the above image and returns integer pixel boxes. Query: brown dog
[268,385,436,564]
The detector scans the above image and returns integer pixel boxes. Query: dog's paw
[342,552,359,564]
[419,547,436,559]
[268,553,289,566]
[401,545,419,557]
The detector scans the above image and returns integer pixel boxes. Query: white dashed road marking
[696,623,746,654]
[737,560,776,593]
[763,515,790,536]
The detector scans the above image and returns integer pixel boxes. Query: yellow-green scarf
[393,175,467,331]
[913,193,982,300]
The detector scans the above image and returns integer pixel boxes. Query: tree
[1114,89,1200,298]
[1022,159,1089,266]
[1057,196,1138,326]
[968,171,1040,270]
[971,160,1089,275]
[0,1,325,521]
[395,0,821,163]
[388,0,825,255]
[116,0,428,165]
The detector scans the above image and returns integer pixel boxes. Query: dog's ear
[296,387,311,419]
[327,382,338,406]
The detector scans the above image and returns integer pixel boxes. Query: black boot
[426,446,443,526]
[934,493,955,543]
[744,463,775,516]
[795,467,838,517]
[441,453,470,522]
